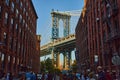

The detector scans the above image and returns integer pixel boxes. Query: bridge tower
[51,10,72,69]
[51,9,71,40]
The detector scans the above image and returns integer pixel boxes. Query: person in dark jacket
[104,69,112,80]
[97,66,106,80]
[0,69,4,79]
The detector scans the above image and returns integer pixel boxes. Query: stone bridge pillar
[63,52,66,69]
[52,48,60,68]
[63,50,72,70]
[51,47,74,70]
[68,51,72,69]
[56,52,60,68]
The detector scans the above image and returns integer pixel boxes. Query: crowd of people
[0,66,120,80]
[0,70,36,80]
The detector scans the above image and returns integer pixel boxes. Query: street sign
[112,55,120,65]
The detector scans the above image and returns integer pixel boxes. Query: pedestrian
[41,73,45,80]
[76,72,81,80]
[88,72,95,80]
[25,71,32,80]
[0,72,6,80]
[97,66,106,80]
[6,72,13,80]
[31,72,36,80]
[0,69,4,79]
[44,73,48,80]
[62,74,67,80]
[47,72,53,80]
[104,69,112,80]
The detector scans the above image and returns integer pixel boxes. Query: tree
[40,61,46,72]
[45,58,55,72]
[40,58,55,73]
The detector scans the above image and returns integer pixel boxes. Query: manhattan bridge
[41,9,81,70]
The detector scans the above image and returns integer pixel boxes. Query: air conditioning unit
[96,18,100,21]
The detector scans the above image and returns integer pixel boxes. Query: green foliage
[40,61,46,72]
[40,58,55,73]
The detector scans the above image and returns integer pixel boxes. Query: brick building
[0,0,40,74]
[76,0,120,72]
[75,6,89,72]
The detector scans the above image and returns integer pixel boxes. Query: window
[14,40,17,52]
[26,2,28,7]
[113,0,117,5]
[106,3,111,18]
[17,58,19,65]
[0,52,1,59]
[23,19,25,26]
[11,2,14,12]
[9,37,12,49]
[13,57,15,64]
[0,6,2,19]
[114,19,119,32]
[10,18,14,28]
[8,56,11,71]
[5,0,9,6]
[103,32,106,42]
[1,53,5,69]
[3,32,7,45]
[19,14,22,23]
[16,9,19,18]
[21,44,23,54]
[16,0,19,3]
[10,18,14,33]
[107,25,111,33]
[1,53,5,61]
[16,24,18,31]
[0,6,1,12]
[20,2,23,8]
[8,56,10,62]
[26,23,28,28]
[17,43,20,56]
[19,28,21,34]
[26,12,28,18]
[20,31,22,39]
[4,12,8,24]
[23,8,26,13]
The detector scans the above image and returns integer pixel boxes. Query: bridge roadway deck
[41,34,76,56]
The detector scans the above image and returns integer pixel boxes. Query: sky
[32,0,84,46]
[32,0,84,62]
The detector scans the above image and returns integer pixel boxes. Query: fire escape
[103,0,120,42]
[101,0,120,68]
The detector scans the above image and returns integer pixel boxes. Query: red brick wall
[0,0,40,74]
[75,7,89,72]
[76,0,120,72]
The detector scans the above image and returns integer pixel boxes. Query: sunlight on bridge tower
[51,9,71,40]
[41,9,81,70]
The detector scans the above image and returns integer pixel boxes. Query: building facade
[75,6,89,72]
[76,0,120,72]
[0,0,40,74]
